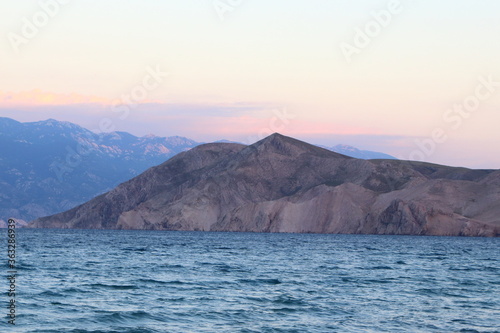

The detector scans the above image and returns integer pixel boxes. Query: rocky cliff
[30,133,500,236]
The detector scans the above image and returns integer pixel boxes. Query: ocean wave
[33,329,163,333]
[238,278,282,285]
[85,283,139,290]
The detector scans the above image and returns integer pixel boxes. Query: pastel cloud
[0,90,110,106]
[1,99,499,168]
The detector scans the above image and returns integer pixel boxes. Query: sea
[3,229,499,333]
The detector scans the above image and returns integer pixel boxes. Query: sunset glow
[1,0,500,168]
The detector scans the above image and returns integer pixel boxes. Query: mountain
[31,133,500,236]
[0,117,197,221]
[0,117,396,222]
[0,219,29,228]
[220,141,397,160]
[325,144,396,160]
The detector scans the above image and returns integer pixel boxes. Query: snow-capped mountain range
[0,117,395,221]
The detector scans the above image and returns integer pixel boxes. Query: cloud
[0,90,111,106]
[2,92,499,169]
[0,97,375,140]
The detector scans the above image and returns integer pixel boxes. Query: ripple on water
[238,278,282,285]
[16,229,500,333]
[85,283,139,290]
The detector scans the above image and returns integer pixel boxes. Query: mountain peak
[256,132,311,146]
[34,118,60,125]
[30,118,86,132]
[0,117,22,129]
[252,133,349,159]
[0,117,21,124]
[255,132,288,144]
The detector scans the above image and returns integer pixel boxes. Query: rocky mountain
[1,117,396,222]
[0,117,197,221]
[31,133,500,236]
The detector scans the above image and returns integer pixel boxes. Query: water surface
[4,229,500,332]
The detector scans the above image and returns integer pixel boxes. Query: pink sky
[1,1,500,168]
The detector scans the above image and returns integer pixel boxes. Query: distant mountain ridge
[0,117,395,221]
[0,117,197,221]
[31,133,500,236]
[324,144,396,160]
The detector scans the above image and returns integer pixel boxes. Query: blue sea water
[3,229,499,333]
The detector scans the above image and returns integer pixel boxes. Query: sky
[1,0,500,168]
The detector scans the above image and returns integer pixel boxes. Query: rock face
[30,133,500,236]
